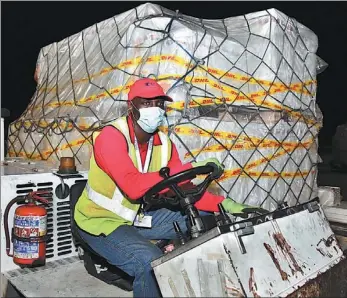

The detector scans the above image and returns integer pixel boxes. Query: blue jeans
[78,208,211,297]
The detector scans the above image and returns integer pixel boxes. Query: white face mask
[136,107,166,133]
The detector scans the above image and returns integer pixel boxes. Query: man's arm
[93,126,191,200]
[166,143,225,212]
[167,143,268,215]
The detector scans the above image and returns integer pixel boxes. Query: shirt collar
[126,116,162,146]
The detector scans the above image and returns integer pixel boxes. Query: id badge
[134,215,152,228]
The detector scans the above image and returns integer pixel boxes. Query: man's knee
[135,245,163,274]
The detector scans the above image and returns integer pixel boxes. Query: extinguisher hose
[4,197,26,257]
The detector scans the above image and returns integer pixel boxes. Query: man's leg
[77,209,212,297]
[78,226,163,298]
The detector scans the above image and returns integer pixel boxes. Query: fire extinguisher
[4,191,50,268]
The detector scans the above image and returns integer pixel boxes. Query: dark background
[2,1,347,150]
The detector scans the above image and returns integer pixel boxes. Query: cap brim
[159,95,173,102]
[142,95,173,102]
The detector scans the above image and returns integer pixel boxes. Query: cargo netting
[8,3,326,211]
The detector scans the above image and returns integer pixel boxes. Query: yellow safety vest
[74,117,172,236]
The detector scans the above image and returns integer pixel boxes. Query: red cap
[128,78,173,102]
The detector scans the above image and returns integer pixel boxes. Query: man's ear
[128,101,139,120]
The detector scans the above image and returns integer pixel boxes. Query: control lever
[188,215,199,239]
[216,203,233,226]
[173,221,186,246]
[188,214,205,239]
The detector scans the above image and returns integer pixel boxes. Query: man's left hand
[221,198,268,218]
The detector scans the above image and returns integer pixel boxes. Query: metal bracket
[304,200,320,213]
[230,222,255,254]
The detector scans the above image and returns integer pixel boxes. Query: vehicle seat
[69,181,134,291]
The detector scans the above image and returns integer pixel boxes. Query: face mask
[136,106,166,133]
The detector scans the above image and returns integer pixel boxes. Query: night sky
[2,1,347,149]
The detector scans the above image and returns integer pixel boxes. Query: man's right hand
[192,158,224,172]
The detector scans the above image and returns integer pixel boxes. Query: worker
[74,78,267,297]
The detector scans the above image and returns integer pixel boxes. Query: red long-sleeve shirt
[93,117,224,212]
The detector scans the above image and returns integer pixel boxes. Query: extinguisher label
[14,215,47,238]
[39,217,47,236]
[13,240,39,259]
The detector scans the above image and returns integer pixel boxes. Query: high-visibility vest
[74,117,172,236]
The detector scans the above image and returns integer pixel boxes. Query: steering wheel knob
[159,167,171,178]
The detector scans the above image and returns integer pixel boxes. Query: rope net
[8,4,326,211]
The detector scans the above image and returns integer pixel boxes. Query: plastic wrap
[8,3,325,209]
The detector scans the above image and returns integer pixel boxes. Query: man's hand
[159,158,224,198]
[221,198,268,218]
[192,158,224,171]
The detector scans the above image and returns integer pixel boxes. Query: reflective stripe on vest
[86,118,169,222]
[86,183,138,222]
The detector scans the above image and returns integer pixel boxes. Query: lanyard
[134,136,154,173]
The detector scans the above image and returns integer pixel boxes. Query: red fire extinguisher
[4,191,50,268]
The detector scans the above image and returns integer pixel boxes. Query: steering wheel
[142,162,224,210]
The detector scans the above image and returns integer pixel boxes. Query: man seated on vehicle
[74,78,267,298]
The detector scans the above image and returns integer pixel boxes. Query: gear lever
[216,203,233,226]
[173,221,186,245]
